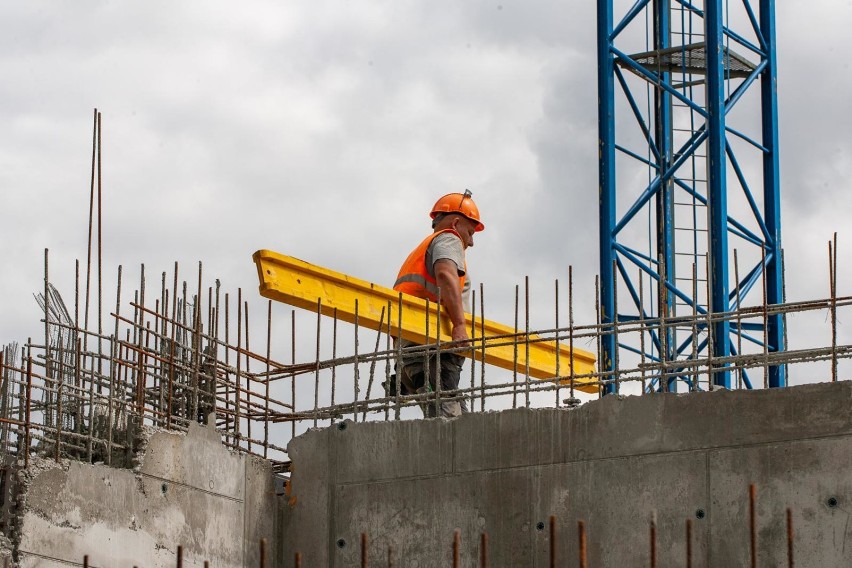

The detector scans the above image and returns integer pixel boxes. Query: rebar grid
[2,247,851,474]
[0,109,844,469]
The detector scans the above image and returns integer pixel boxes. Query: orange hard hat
[430,190,485,232]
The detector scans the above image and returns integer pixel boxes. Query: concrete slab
[708,436,852,567]
[281,380,852,566]
[13,418,277,567]
[333,468,536,567]
[140,421,243,500]
[333,418,454,483]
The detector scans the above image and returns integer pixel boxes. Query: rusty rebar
[786,507,794,568]
[354,299,361,420]
[686,518,693,568]
[291,310,296,439]
[478,283,486,412]
[513,285,519,407]
[24,355,32,468]
[480,532,488,567]
[578,520,587,568]
[361,532,369,568]
[524,275,531,406]
[265,299,272,457]
[750,484,757,568]
[294,551,302,568]
[830,234,838,382]
[84,109,97,353]
[612,259,620,393]
[177,544,183,568]
[453,529,460,568]
[260,537,268,568]
[96,110,103,385]
[245,298,252,452]
[235,287,243,441]
[553,280,560,407]
[549,515,557,568]
[569,266,576,400]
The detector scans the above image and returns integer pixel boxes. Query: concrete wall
[282,381,852,567]
[9,420,279,567]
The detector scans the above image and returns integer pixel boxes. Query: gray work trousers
[397,352,469,418]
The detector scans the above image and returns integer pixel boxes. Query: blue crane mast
[597,0,784,393]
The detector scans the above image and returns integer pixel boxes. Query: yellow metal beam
[253,249,597,392]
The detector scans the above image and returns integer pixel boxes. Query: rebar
[2,204,852,482]
[787,507,794,568]
[750,483,757,568]
[361,532,369,568]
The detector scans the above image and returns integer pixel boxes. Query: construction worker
[389,190,485,418]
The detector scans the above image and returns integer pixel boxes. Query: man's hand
[451,323,469,344]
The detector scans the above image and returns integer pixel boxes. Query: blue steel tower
[597,0,784,393]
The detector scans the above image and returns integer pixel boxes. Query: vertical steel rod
[513,286,519,408]
[244,299,252,451]
[97,111,103,394]
[361,532,369,568]
[612,259,620,393]
[786,508,794,568]
[314,299,322,427]
[830,235,838,382]
[353,300,360,421]
[291,310,296,439]
[686,518,693,568]
[84,109,97,353]
[524,275,531,406]
[24,355,33,468]
[569,267,576,401]
[453,529,460,568]
[265,300,272,457]
[549,515,557,568]
[235,288,243,442]
[43,249,51,434]
[750,484,757,568]
[554,280,560,406]
[479,283,486,412]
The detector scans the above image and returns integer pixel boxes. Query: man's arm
[433,258,469,342]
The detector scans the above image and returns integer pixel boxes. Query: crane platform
[253,249,597,393]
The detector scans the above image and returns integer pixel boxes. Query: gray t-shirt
[426,232,471,312]
[398,231,471,366]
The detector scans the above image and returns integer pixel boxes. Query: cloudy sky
[2,1,852,407]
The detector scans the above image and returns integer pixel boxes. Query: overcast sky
[2,1,852,404]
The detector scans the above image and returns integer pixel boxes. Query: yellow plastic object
[253,249,597,392]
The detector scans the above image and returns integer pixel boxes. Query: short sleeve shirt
[426,232,471,312]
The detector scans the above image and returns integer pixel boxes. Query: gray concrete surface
[282,381,852,567]
[11,419,278,567]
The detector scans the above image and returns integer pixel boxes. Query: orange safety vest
[394,229,466,302]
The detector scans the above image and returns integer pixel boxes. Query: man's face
[450,215,477,249]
